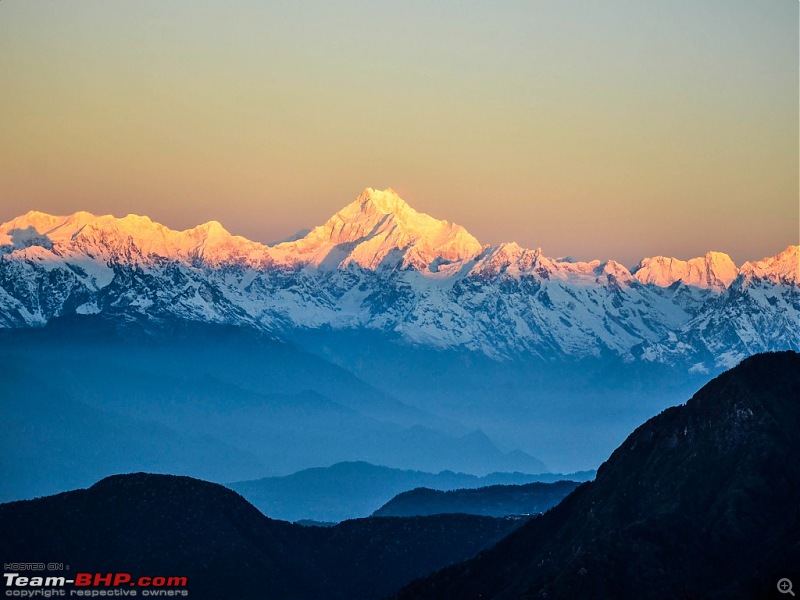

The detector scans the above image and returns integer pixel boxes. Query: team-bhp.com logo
[4,572,188,597]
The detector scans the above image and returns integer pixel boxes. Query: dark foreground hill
[0,473,525,600]
[394,351,800,600]
[373,480,580,517]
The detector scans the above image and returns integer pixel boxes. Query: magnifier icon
[778,578,795,596]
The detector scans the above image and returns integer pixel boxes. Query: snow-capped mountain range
[1,188,797,370]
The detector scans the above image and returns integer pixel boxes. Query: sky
[0,0,797,266]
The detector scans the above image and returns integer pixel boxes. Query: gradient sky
[1,1,797,266]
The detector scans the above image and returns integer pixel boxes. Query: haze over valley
[0,189,797,502]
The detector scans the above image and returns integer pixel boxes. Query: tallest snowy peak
[277,188,484,271]
[332,187,416,229]
[356,187,411,215]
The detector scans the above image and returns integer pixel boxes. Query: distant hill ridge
[230,461,592,522]
[372,480,581,518]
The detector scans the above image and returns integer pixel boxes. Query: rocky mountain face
[1,188,797,371]
[393,351,800,600]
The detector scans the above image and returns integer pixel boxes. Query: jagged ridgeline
[0,188,797,369]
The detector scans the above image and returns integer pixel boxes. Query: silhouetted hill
[394,351,800,600]
[373,480,580,517]
[229,461,592,521]
[0,473,526,600]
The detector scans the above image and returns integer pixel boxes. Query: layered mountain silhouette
[230,462,587,522]
[0,473,525,600]
[2,352,796,599]
[393,351,800,599]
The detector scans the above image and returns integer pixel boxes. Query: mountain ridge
[3,189,794,279]
[1,188,797,367]
[229,461,587,522]
[372,480,581,518]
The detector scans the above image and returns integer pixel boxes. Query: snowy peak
[599,259,634,286]
[0,210,98,246]
[0,194,794,289]
[276,188,484,271]
[0,194,797,367]
[0,212,57,251]
[740,245,799,286]
[467,243,638,289]
[470,242,534,277]
[0,211,273,267]
[633,251,738,291]
[356,187,413,216]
